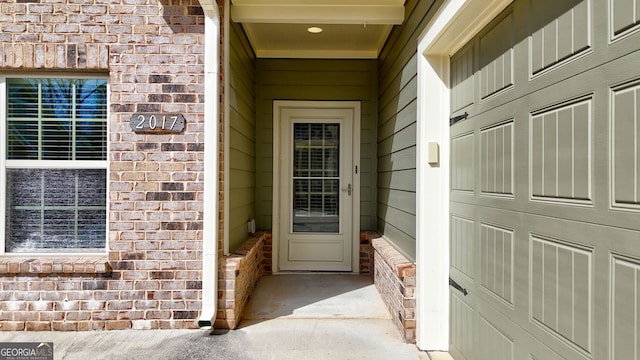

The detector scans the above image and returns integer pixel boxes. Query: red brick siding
[215,232,271,329]
[372,237,416,343]
[0,0,213,331]
[0,0,381,333]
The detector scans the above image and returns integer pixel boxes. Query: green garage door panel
[449,1,640,359]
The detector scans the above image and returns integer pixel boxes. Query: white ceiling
[230,0,407,59]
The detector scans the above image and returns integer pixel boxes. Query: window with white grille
[1,76,108,253]
[292,123,340,233]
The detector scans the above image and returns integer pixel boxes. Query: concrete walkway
[0,274,431,359]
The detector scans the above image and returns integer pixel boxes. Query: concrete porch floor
[0,274,434,359]
[243,274,391,320]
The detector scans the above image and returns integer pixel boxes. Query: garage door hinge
[449,277,468,296]
[449,112,468,126]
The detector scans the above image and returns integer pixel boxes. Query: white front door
[274,101,359,272]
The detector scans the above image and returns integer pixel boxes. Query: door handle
[449,277,468,296]
[342,183,352,196]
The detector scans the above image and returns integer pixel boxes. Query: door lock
[342,183,352,196]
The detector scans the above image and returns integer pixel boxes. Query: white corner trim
[419,0,514,56]
[415,0,513,351]
[200,0,220,326]
[416,51,450,352]
[223,0,231,256]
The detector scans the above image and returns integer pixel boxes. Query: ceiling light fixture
[307,26,323,34]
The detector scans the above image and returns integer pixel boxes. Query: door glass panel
[292,123,339,233]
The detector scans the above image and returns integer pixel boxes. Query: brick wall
[215,232,270,329]
[0,0,383,333]
[372,237,416,343]
[360,231,377,275]
[0,0,213,331]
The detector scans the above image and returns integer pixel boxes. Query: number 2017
[135,114,179,130]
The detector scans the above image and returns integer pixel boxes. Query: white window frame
[0,74,109,256]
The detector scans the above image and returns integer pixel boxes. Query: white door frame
[272,100,361,273]
[415,0,513,351]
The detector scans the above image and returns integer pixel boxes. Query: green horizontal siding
[255,59,378,232]
[228,21,256,253]
[377,0,441,261]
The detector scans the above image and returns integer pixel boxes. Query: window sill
[0,256,111,275]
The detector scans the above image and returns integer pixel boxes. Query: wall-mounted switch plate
[428,142,439,165]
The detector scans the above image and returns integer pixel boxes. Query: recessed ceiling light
[307,26,323,34]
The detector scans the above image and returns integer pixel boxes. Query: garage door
[448,0,640,359]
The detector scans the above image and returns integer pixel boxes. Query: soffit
[230,0,406,59]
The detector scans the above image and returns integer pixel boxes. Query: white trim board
[223,0,231,256]
[231,4,404,25]
[415,0,513,351]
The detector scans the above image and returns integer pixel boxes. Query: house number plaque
[130,113,185,134]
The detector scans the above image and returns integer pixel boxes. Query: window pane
[42,119,72,160]
[292,123,340,233]
[44,209,78,244]
[40,79,72,118]
[7,170,42,207]
[76,78,107,159]
[76,120,107,160]
[78,210,108,248]
[42,169,76,206]
[6,78,39,118]
[5,168,106,252]
[77,170,108,206]
[8,209,43,249]
[6,78,107,161]
[7,120,38,159]
[76,79,108,119]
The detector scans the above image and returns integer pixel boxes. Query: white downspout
[198,0,220,327]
